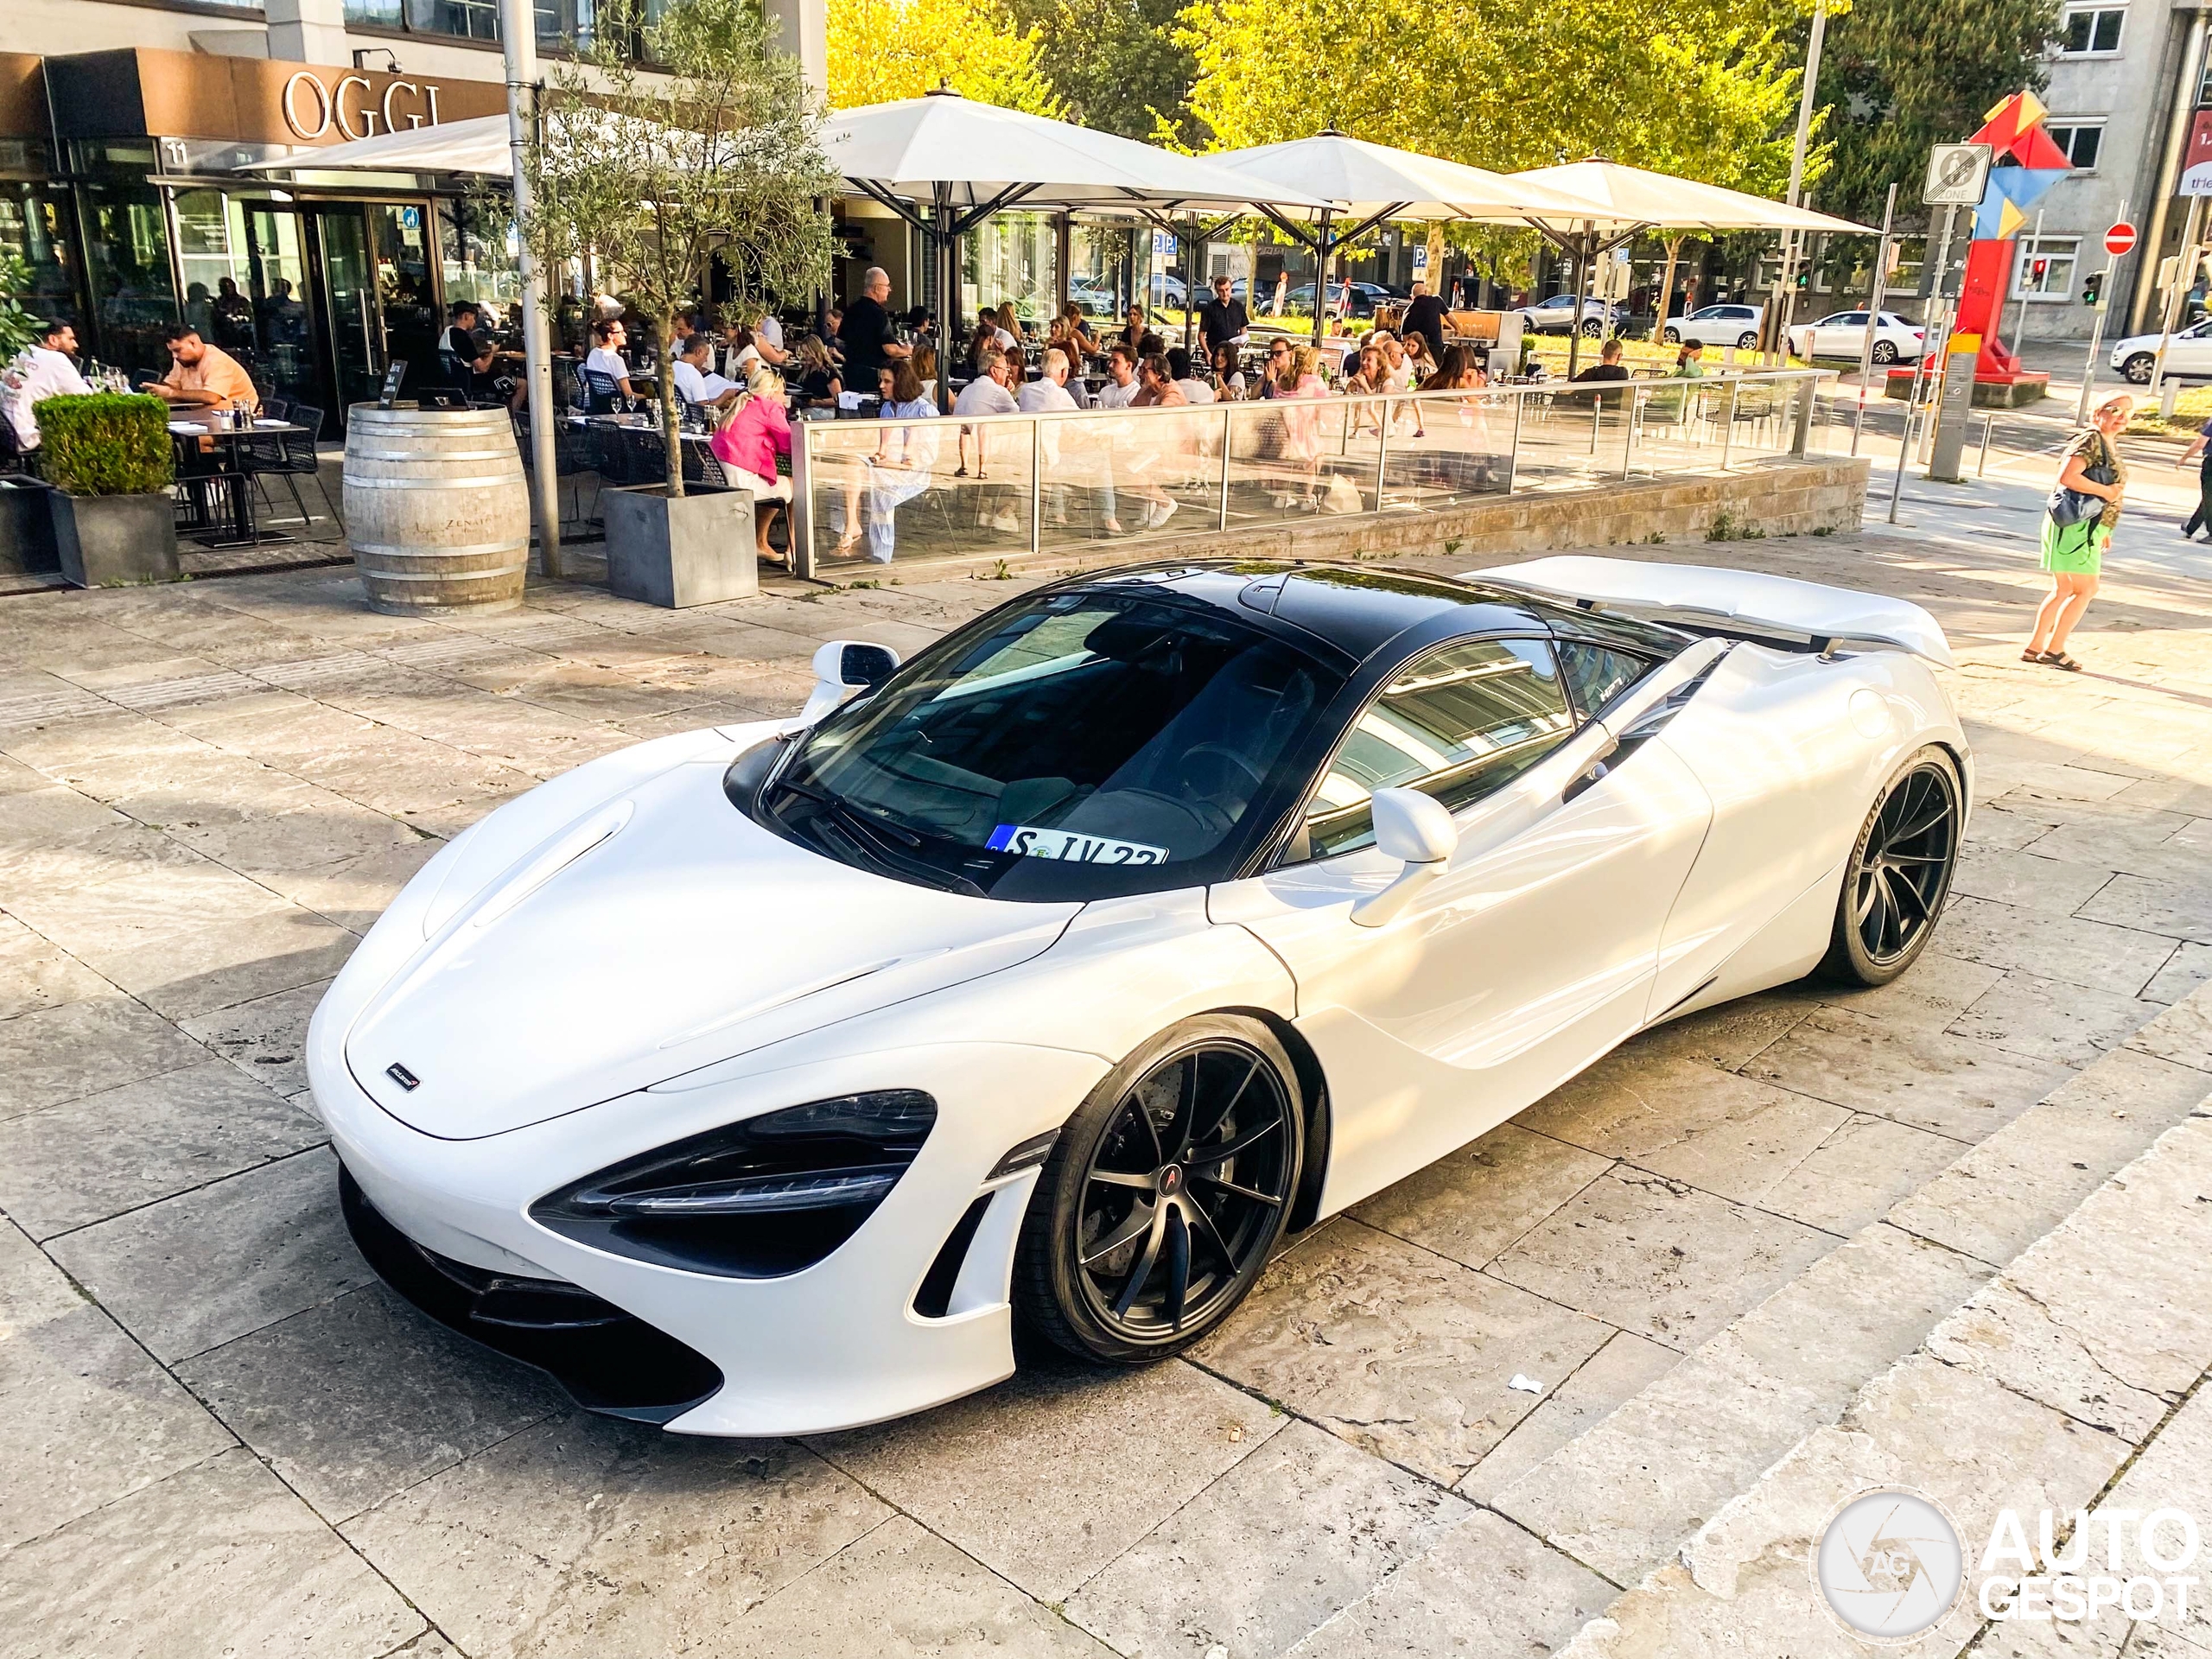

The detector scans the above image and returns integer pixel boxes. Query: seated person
[1572,339,1631,383]
[441,301,499,397]
[3,318,92,454]
[673,334,742,410]
[583,316,638,407]
[149,323,259,415]
[709,366,795,564]
[792,335,841,404]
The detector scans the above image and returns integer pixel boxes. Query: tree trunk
[660,304,684,498]
[1656,236,1685,343]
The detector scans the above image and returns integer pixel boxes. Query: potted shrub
[37,392,180,587]
[520,0,836,607]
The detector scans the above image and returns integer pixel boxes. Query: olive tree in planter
[37,393,180,587]
[523,0,837,607]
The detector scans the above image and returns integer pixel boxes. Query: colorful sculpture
[1954,91,2072,386]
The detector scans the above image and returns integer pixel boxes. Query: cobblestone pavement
[1,514,2209,1658]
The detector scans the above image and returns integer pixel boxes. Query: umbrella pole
[1567,229,1596,379]
[934,184,954,412]
[1312,209,1333,351]
[499,0,562,581]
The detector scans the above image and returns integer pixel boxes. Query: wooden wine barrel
[343,405,529,616]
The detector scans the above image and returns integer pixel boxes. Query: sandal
[2020,648,2044,663]
[2038,652,2083,672]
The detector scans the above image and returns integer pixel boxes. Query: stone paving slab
[1,525,2209,1655]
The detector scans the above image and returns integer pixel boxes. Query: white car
[1786,310,1927,365]
[2112,319,2212,385]
[1663,302,1764,351]
[308,557,1971,1437]
[1516,294,1631,336]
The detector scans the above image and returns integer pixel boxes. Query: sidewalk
[1,503,2209,1657]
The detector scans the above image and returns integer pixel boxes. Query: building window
[346,0,613,49]
[2059,9,2125,54]
[2044,124,2104,170]
[2012,237,2080,302]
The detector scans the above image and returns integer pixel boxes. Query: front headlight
[531,1090,936,1277]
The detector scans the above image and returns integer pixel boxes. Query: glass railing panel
[1378,391,1515,510]
[801,410,1033,573]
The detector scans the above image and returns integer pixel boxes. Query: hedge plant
[37,394,175,497]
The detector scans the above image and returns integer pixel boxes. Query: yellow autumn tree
[827,0,1065,114]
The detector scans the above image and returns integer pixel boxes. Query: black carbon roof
[1062,561,1568,664]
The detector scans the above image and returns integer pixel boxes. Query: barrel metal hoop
[343,447,522,462]
[343,474,525,490]
[350,539,529,560]
[351,561,531,582]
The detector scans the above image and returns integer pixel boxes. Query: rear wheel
[1014,1015,1302,1364]
[1820,747,1962,987]
[1737,330,1759,350]
[1579,318,1603,338]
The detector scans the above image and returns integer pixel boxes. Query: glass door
[240,205,318,412]
[313,208,384,421]
[371,203,440,397]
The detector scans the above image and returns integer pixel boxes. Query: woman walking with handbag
[2025,395,2131,671]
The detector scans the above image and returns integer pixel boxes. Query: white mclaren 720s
[307,556,1970,1436]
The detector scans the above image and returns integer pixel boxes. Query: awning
[245,111,514,175]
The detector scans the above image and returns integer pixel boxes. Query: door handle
[1562,740,1618,804]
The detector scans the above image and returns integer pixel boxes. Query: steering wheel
[1179,742,1267,798]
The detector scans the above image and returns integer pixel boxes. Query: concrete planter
[604,484,758,608]
[0,480,60,576]
[50,491,180,588]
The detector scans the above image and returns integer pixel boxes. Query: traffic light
[2082,271,2104,307]
[1795,269,1810,289]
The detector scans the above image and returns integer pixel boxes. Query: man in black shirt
[1196,275,1249,359]
[1569,338,1632,408]
[440,301,498,397]
[837,266,911,389]
[1402,281,1448,365]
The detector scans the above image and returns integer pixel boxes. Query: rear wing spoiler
[1471,556,1955,670]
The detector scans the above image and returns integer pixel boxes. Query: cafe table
[168,416,311,549]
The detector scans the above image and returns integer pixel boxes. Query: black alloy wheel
[1821,747,1962,986]
[1016,1015,1302,1363]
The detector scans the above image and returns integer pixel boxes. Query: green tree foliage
[525,0,839,494]
[829,0,1063,113]
[1181,0,1817,194]
[1007,0,1204,143]
[1814,0,2062,225]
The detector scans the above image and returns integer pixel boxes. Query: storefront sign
[279,70,448,143]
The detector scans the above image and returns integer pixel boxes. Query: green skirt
[2041,512,2108,575]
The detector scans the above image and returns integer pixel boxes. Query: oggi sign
[281,70,448,142]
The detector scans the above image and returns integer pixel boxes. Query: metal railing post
[1622,387,1637,480]
[1029,416,1041,556]
[1719,382,1738,472]
[1375,401,1389,512]
[1217,404,1231,531]
[1504,391,1522,494]
[791,422,814,580]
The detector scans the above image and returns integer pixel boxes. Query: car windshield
[754,592,1346,899]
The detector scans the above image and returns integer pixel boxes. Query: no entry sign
[2106,222,2139,257]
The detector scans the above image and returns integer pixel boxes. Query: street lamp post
[499,0,563,581]
[1771,0,1828,361]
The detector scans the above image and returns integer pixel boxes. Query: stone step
[1480,980,2212,1597]
[1554,1082,2212,1656]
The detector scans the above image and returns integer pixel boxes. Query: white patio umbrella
[1514,160,1874,374]
[823,91,1337,397]
[1201,131,1604,345]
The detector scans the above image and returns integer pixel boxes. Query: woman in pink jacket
[711,367,796,563]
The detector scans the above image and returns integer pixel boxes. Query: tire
[1579,318,1603,338]
[2121,353,2156,385]
[1662,327,1681,345]
[1872,340,1899,365]
[1014,1014,1304,1364]
[1818,746,1962,988]
[1737,331,1759,350]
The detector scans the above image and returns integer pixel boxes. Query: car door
[1209,635,1718,1214]
[2173,321,2212,376]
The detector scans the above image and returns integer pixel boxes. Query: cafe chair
[247,403,336,531]
[582,369,626,416]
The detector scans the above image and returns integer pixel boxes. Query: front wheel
[2120,353,2155,385]
[1872,340,1899,364]
[1579,318,1603,338]
[1662,327,1682,344]
[1819,747,1962,987]
[1737,331,1759,350]
[1014,1015,1303,1364]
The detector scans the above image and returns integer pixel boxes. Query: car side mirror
[802,640,900,722]
[1351,788,1458,928]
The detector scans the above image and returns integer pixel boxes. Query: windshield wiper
[767,780,985,898]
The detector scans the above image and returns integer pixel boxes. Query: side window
[1292,638,1575,861]
[1555,640,1651,719]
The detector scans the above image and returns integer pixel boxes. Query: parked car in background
[1785,311,1926,365]
[1069,276,1119,317]
[1662,303,1764,350]
[1515,294,1630,337]
[1280,282,1392,318]
[2111,319,2212,385]
[1146,273,1189,309]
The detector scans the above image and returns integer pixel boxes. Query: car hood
[343,761,1078,1140]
